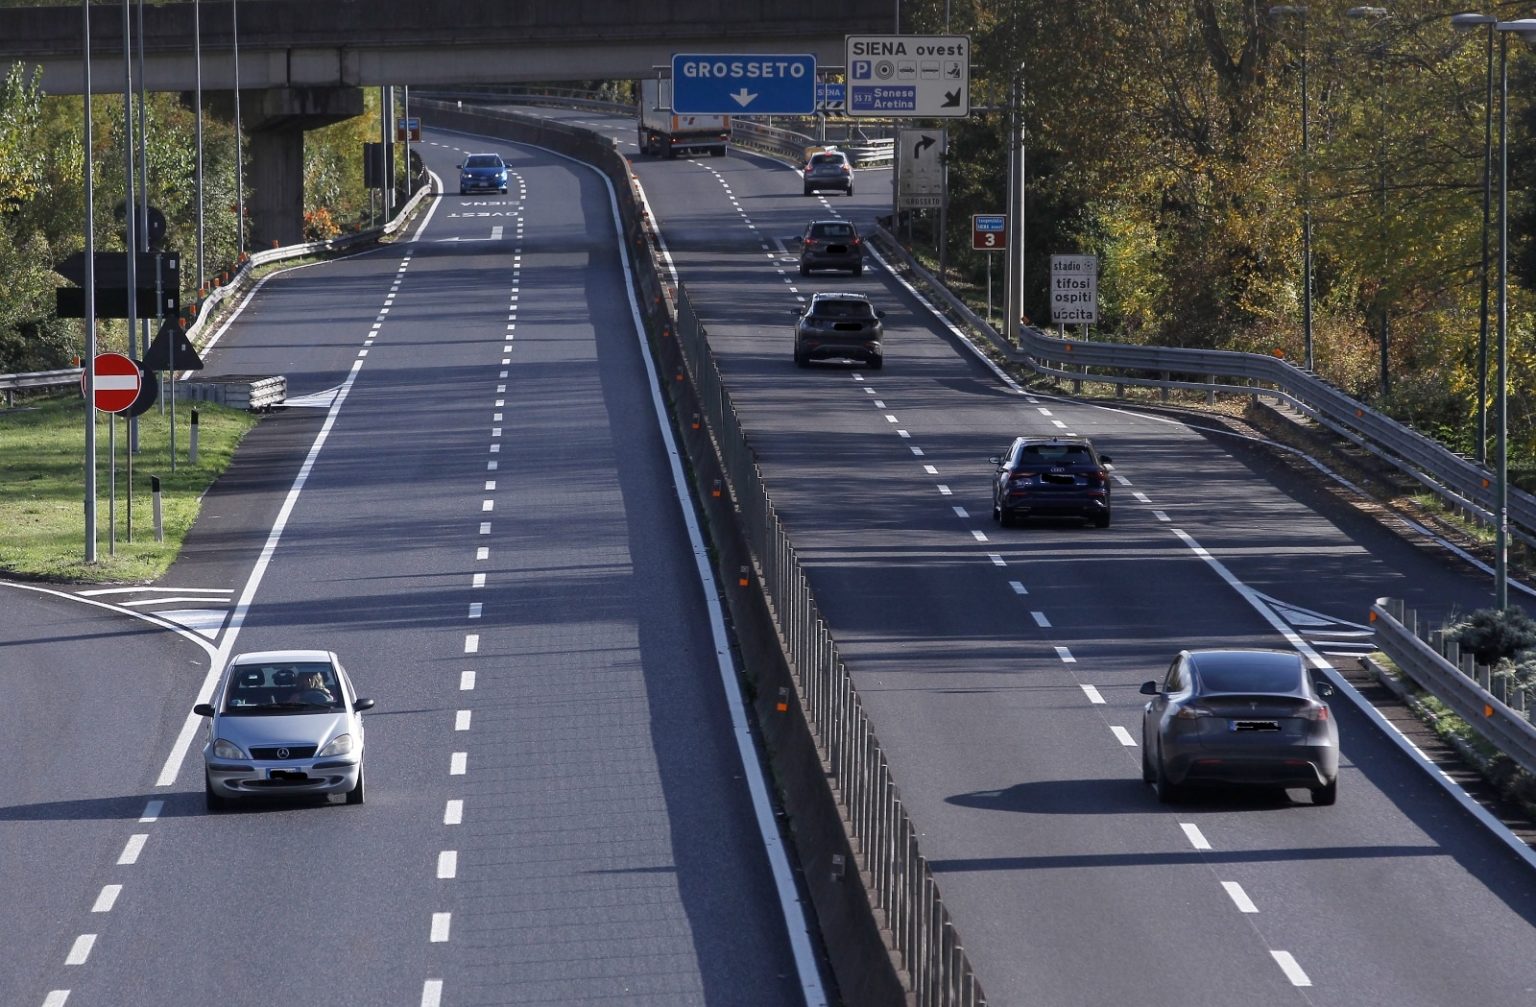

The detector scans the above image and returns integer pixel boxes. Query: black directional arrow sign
[942,87,963,108]
[913,134,937,159]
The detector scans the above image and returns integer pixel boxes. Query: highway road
[4,133,813,1006]
[518,106,1536,1005]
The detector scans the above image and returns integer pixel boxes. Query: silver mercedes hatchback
[194,650,374,810]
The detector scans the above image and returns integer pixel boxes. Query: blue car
[458,153,507,194]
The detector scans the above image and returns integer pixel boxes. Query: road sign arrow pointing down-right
[730,88,759,108]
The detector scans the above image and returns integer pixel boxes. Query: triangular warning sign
[143,320,204,371]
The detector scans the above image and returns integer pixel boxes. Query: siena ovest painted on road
[670,53,817,115]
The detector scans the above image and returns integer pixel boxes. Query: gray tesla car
[195,650,373,810]
[1140,649,1339,805]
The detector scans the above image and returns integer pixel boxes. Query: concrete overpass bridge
[0,0,892,243]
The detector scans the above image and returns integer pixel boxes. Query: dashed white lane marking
[1110,726,1137,747]
[464,634,479,654]
[1222,881,1259,913]
[117,834,147,865]
[459,670,476,691]
[138,800,163,823]
[1031,611,1051,628]
[476,547,489,560]
[884,414,898,423]
[1271,951,1312,986]
[42,991,69,1006]
[492,426,502,437]
[484,480,496,491]
[479,522,491,535]
[1054,646,1076,663]
[953,506,969,518]
[1080,684,1105,704]
[1153,510,1171,522]
[1051,419,1067,429]
[911,446,925,456]
[481,499,494,512]
[468,603,483,619]
[430,913,452,942]
[1133,491,1152,504]
[924,465,939,474]
[898,429,911,439]
[444,800,463,825]
[421,980,444,1007]
[938,485,952,496]
[1114,474,1133,486]
[437,851,458,879]
[472,573,486,588]
[64,934,95,965]
[1010,581,1028,595]
[989,554,1007,567]
[874,399,885,407]
[91,885,122,913]
[1180,823,1212,850]
[971,530,988,542]
[455,710,472,731]
[450,752,468,775]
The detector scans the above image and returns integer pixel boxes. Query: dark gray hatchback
[792,292,884,369]
[1140,649,1340,805]
[797,219,864,276]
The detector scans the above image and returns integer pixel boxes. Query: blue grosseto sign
[671,53,817,114]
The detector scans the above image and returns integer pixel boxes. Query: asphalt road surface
[3,132,811,1007]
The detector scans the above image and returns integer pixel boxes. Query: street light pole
[1452,12,1497,464]
[1270,6,1314,370]
[1347,6,1390,397]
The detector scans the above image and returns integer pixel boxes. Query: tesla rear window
[1195,660,1304,694]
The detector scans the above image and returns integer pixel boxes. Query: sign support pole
[82,0,97,563]
[108,415,116,556]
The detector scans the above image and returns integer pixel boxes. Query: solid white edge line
[152,352,375,788]
[1171,525,1536,873]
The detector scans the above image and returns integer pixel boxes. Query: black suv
[990,436,1113,527]
[792,292,884,369]
[797,219,864,276]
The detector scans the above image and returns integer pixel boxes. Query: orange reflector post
[675,369,685,383]
[738,565,749,587]
[776,687,790,713]
[1486,704,1495,718]
[691,412,701,430]
[711,479,722,498]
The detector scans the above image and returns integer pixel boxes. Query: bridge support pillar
[243,87,365,248]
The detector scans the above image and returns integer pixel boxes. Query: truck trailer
[637,79,730,159]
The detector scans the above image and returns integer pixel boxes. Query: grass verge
[0,393,259,583]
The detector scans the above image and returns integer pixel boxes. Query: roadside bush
[1447,607,1536,666]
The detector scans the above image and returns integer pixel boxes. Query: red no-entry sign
[83,352,143,413]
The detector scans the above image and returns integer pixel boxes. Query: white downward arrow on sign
[731,88,758,108]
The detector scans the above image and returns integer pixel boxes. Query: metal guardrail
[876,225,1536,546]
[1372,598,1536,777]
[175,374,287,411]
[0,367,82,406]
[2,179,431,411]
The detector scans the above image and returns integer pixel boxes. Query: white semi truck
[636,78,730,159]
